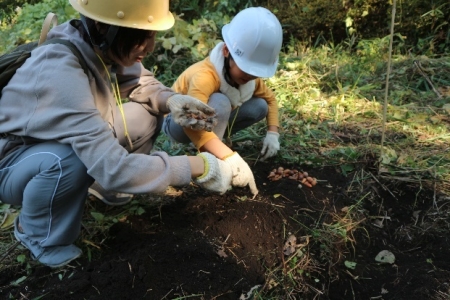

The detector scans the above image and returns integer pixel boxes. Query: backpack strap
[39,12,58,46]
[40,39,89,76]
[37,13,89,76]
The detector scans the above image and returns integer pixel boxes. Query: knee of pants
[208,93,232,123]
[59,150,93,190]
[226,98,268,136]
[25,145,92,202]
[116,102,162,152]
[133,114,163,152]
[130,113,163,142]
[162,115,189,144]
[0,143,91,206]
[128,114,163,154]
[245,98,268,121]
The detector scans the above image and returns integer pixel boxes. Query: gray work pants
[162,93,268,144]
[0,102,162,246]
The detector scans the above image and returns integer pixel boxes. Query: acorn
[306,177,315,184]
[288,173,299,180]
[302,181,312,188]
[283,169,292,177]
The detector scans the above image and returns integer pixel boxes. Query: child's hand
[261,131,280,161]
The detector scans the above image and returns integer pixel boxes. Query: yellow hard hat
[69,0,175,31]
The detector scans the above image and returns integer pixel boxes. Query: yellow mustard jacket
[172,51,279,149]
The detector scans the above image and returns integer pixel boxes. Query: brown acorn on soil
[283,169,293,177]
[274,174,283,181]
[302,180,313,188]
[288,173,299,180]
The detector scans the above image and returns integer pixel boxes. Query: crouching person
[0,0,255,268]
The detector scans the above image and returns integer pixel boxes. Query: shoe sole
[88,188,133,206]
[45,251,82,268]
[14,217,81,268]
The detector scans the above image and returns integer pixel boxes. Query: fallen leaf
[344,260,357,269]
[1,210,19,230]
[239,285,261,300]
[372,219,384,228]
[283,234,297,256]
[375,250,395,264]
[217,247,228,258]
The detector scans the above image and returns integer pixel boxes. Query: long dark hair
[78,17,151,59]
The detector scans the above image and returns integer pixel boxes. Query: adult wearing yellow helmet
[0,0,255,268]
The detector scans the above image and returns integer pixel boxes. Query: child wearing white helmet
[0,0,257,268]
[163,7,283,186]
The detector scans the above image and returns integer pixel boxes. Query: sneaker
[14,217,82,268]
[88,181,133,206]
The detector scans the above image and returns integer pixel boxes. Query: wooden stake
[379,0,397,175]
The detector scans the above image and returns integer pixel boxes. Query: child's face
[112,31,156,67]
[223,44,258,86]
[228,58,258,85]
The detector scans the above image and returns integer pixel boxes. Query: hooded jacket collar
[209,42,255,107]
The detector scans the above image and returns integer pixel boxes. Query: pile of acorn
[267,167,317,188]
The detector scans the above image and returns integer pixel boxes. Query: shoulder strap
[37,12,89,75]
[41,39,89,76]
[39,12,58,46]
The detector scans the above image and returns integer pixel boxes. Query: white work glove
[260,131,280,161]
[194,152,232,194]
[223,152,259,197]
[167,94,218,132]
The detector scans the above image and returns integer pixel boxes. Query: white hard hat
[69,0,174,31]
[222,7,282,78]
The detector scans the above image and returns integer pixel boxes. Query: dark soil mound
[1,162,449,300]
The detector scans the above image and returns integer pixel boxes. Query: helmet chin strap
[80,14,119,62]
[99,25,119,52]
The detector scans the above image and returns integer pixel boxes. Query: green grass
[260,40,450,194]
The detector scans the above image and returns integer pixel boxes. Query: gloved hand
[167,94,218,132]
[223,152,259,197]
[194,152,232,194]
[260,131,280,161]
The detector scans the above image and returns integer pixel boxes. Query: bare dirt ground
[1,160,450,300]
